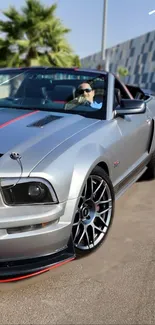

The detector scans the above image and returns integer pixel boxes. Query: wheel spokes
[77,228,85,245]
[85,228,90,249]
[73,174,113,251]
[99,199,112,204]
[83,181,87,198]
[93,179,104,196]
[96,213,108,227]
[96,184,107,204]
[100,207,112,215]
[94,225,105,233]
[73,223,80,240]
[91,224,95,247]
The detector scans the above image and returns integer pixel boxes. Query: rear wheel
[72,166,115,256]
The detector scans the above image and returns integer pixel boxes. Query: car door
[110,79,152,186]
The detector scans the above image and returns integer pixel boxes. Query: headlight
[28,183,46,200]
[0,178,58,205]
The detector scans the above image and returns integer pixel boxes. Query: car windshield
[0,68,107,119]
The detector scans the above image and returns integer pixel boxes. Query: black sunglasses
[78,88,92,94]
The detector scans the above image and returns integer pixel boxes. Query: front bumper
[0,236,75,282]
[0,197,78,282]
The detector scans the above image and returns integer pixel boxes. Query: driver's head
[78,82,95,103]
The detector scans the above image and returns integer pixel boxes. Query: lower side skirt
[114,155,151,197]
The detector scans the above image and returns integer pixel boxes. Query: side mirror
[115,99,146,116]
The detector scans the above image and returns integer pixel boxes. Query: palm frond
[0,0,80,69]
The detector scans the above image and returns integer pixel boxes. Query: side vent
[27,115,63,128]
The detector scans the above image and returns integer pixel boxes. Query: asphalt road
[1,176,155,324]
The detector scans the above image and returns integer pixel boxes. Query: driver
[77,82,102,109]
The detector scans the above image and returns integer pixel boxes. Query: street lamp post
[101,0,109,70]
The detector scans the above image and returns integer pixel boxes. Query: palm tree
[0,0,80,67]
[72,55,81,68]
[117,66,129,79]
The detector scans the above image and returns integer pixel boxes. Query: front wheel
[72,166,115,256]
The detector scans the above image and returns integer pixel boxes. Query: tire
[147,151,155,179]
[72,166,115,256]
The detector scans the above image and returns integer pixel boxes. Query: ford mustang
[0,66,154,282]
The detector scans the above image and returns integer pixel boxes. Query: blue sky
[0,0,155,58]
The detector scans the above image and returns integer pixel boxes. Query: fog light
[28,183,46,201]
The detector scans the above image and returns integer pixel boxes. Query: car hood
[0,107,99,177]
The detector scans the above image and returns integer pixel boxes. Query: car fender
[67,142,112,201]
[31,142,113,204]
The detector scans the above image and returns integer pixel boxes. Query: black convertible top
[125,83,155,99]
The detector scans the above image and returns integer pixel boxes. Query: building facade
[80,30,155,90]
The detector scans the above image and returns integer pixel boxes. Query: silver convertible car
[0,67,155,281]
